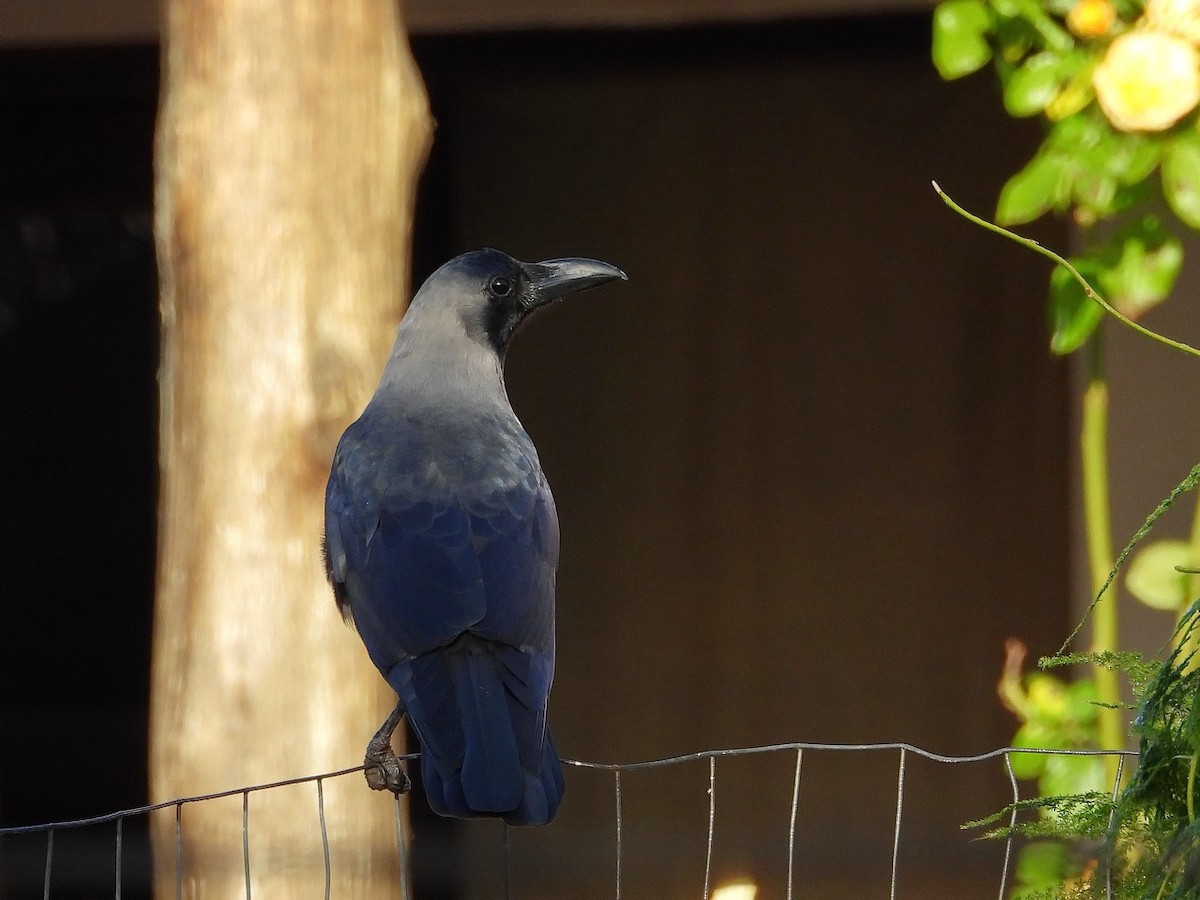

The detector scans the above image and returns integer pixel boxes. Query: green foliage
[1006,672,1106,791]
[1095,217,1182,320]
[1043,651,1161,701]
[967,458,1200,897]
[933,0,995,78]
[1004,51,1073,117]
[1127,541,1196,611]
[1163,132,1200,230]
[932,0,1200,354]
[998,150,1073,226]
[952,454,1200,897]
[932,0,1200,886]
[971,642,1197,897]
[1012,841,1071,898]
[1064,461,1200,653]
[1040,216,1181,353]
[1048,258,1105,353]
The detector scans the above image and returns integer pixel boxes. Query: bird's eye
[488,275,515,298]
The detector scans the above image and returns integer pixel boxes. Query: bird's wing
[469,447,559,648]
[324,418,559,670]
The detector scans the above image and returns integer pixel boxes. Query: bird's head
[409,248,627,357]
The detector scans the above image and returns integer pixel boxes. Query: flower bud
[1067,0,1117,38]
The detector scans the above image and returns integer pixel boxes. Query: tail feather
[454,640,523,812]
[394,634,563,825]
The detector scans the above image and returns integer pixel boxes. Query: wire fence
[0,741,1135,900]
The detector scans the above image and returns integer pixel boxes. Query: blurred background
[2,1,1198,897]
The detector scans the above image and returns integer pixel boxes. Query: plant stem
[1082,337,1122,784]
[1178,492,1200,664]
[1188,752,1198,823]
[1009,0,1075,52]
[932,183,1200,360]
[1188,491,1200,617]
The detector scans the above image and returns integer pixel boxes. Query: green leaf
[993,13,1039,62]
[1026,673,1070,720]
[1003,51,1063,117]
[1042,0,1076,14]
[1097,217,1183,319]
[1072,169,1117,217]
[933,0,994,79]
[1011,720,1067,779]
[1108,134,1160,185]
[1065,678,1099,724]
[1068,127,1160,222]
[1046,111,1103,152]
[1126,540,1194,611]
[1162,131,1200,229]
[1040,751,1106,797]
[1013,841,1070,894]
[1048,259,1104,354]
[1044,53,1095,121]
[997,151,1070,225]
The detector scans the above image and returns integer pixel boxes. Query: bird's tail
[405,636,563,826]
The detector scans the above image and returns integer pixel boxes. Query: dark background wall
[0,46,160,895]
[0,18,1069,898]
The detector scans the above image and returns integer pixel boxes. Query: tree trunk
[150,0,431,894]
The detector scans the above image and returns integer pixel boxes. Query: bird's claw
[363,701,409,794]
[364,750,411,794]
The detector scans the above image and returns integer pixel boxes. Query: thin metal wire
[42,828,53,900]
[614,769,623,900]
[114,816,123,900]
[1105,754,1127,900]
[241,790,251,900]
[317,778,331,900]
[786,748,803,900]
[998,752,1019,900]
[0,762,386,835]
[890,748,907,900]
[0,743,1148,900]
[0,746,1130,836]
[394,792,412,900]
[703,756,715,900]
[562,741,1137,774]
[174,802,183,900]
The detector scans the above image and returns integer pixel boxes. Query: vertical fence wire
[1105,754,1127,900]
[394,791,412,900]
[703,756,716,900]
[41,828,53,900]
[241,790,251,900]
[786,748,803,900]
[998,752,1019,900]
[114,816,123,900]
[890,747,907,900]
[175,802,183,900]
[614,768,623,900]
[316,778,331,900]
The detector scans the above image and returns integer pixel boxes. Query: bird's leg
[364,701,411,795]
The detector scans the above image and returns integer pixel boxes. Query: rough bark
[150,0,431,894]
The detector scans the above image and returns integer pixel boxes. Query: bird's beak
[525,257,627,308]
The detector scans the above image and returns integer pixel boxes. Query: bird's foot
[364,744,410,795]
[363,700,410,794]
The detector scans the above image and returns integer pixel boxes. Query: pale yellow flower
[1067,0,1116,38]
[1093,29,1200,131]
[1146,0,1200,45]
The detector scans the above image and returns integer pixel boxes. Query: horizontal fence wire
[0,742,1139,900]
